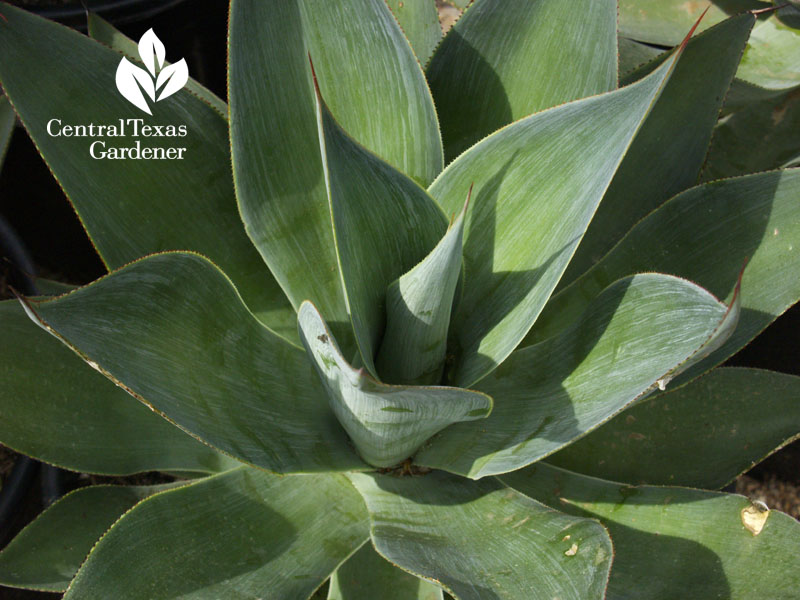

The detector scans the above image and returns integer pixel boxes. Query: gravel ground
[737,474,800,520]
[437,0,461,34]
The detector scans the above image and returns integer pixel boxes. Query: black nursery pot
[8,0,188,29]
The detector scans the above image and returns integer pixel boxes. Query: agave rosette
[0,1,799,599]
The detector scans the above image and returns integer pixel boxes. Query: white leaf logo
[115,29,188,115]
[156,59,189,101]
[138,29,165,76]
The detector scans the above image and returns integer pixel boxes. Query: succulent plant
[1,1,799,599]
[617,0,800,181]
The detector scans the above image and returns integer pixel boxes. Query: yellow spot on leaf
[565,543,578,557]
[741,500,770,535]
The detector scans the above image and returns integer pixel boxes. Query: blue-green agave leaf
[0,4,293,336]
[562,13,756,287]
[618,0,766,46]
[416,273,734,478]
[548,367,800,489]
[314,67,448,376]
[346,471,612,600]
[385,0,442,67]
[229,0,442,347]
[427,0,618,161]
[375,192,469,385]
[503,462,800,600]
[0,484,177,592]
[298,301,492,468]
[526,169,800,387]
[703,88,800,180]
[20,252,366,474]
[328,542,443,600]
[0,300,235,476]
[430,32,690,388]
[63,469,369,599]
[617,37,663,77]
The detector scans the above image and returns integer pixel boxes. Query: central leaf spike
[376,185,472,385]
[310,55,449,378]
[298,301,492,468]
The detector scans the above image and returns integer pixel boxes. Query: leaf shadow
[446,150,584,387]
[427,27,513,164]
[126,487,297,598]
[606,519,732,599]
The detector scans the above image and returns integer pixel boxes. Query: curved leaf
[0,484,173,592]
[429,39,687,388]
[315,75,448,372]
[618,0,766,46]
[0,300,232,475]
[548,367,800,489]
[229,0,442,339]
[415,274,732,478]
[375,196,468,385]
[0,4,293,337]
[526,169,800,385]
[29,278,76,296]
[735,13,800,92]
[619,3,800,95]
[504,463,800,600]
[298,302,491,468]
[562,13,755,287]
[347,471,612,600]
[385,0,442,67]
[0,94,16,166]
[703,87,800,180]
[21,253,365,474]
[427,0,617,162]
[63,469,369,600]
[327,542,443,600]
[617,38,662,77]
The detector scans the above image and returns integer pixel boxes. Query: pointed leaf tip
[464,182,474,211]
[751,4,788,16]
[678,6,711,52]
[308,53,322,98]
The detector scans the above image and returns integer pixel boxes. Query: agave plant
[1,1,799,598]
[616,0,800,181]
